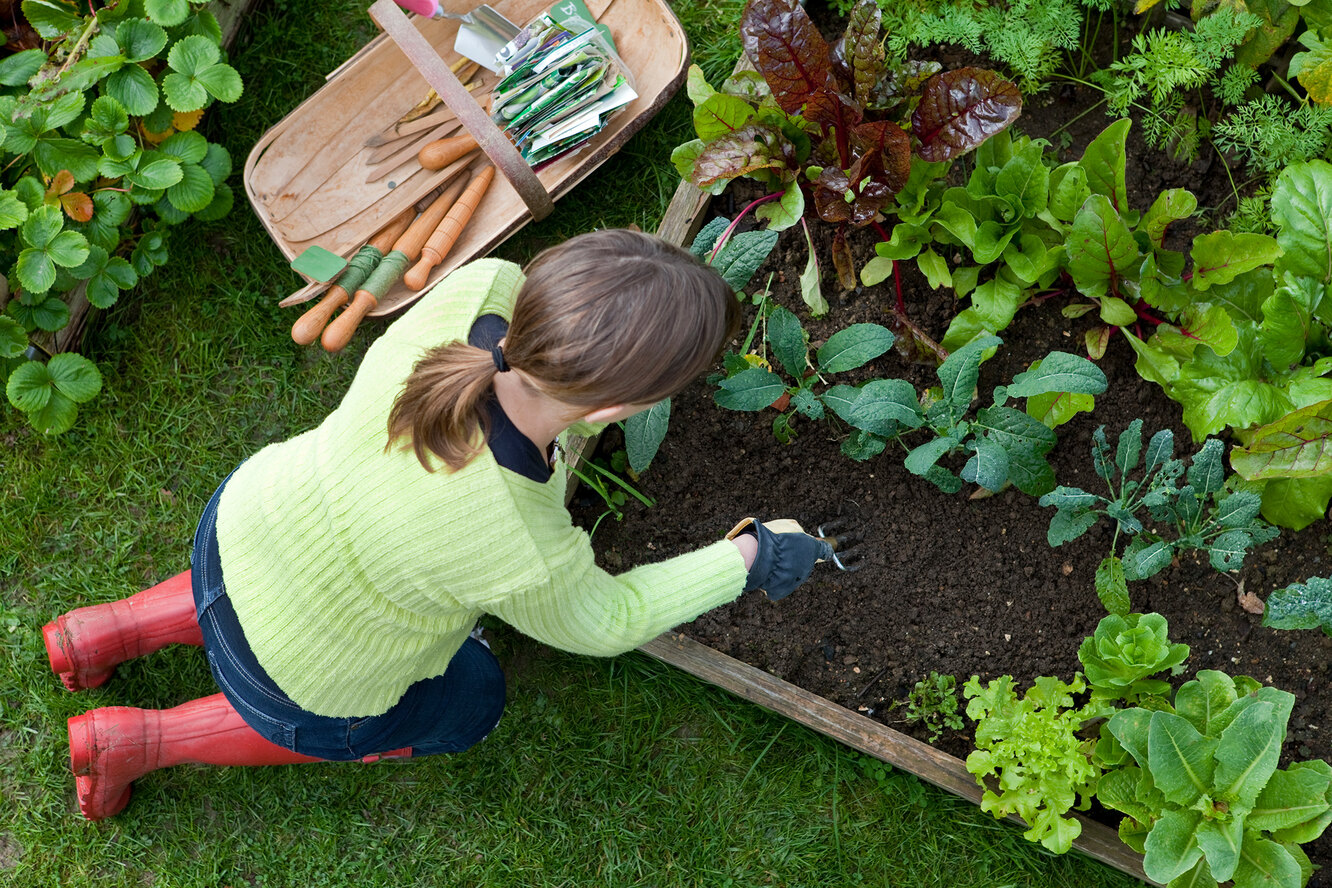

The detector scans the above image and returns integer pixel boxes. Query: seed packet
[489,4,637,167]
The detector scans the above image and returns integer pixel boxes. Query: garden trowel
[390,0,520,73]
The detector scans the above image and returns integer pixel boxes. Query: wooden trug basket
[243,0,688,316]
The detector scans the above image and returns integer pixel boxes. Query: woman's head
[388,229,741,471]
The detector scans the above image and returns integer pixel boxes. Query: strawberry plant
[1,0,243,433]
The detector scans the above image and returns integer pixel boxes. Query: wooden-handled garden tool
[290,208,416,345]
[320,171,472,352]
[403,164,495,290]
[418,132,482,171]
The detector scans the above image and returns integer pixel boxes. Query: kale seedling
[713,302,896,444]
[1039,420,1279,615]
[896,671,965,742]
[1264,575,1332,639]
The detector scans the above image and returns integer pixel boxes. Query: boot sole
[68,713,134,820]
[42,620,114,692]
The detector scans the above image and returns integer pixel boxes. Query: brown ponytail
[386,340,499,471]
[388,229,741,472]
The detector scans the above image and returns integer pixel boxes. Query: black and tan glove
[726,518,834,601]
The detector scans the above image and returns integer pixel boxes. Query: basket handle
[368,0,555,221]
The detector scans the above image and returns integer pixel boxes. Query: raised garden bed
[570,7,1332,885]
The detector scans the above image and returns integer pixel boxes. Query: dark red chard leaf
[814,167,855,224]
[741,0,833,115]
[911,67,1022,162]
[833,0,884,108]
[693,122,801,189]
[813,155,896,226]
[803,84,863,138]
[851,120,910,195]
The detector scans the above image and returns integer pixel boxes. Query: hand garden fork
[816,520,864,572]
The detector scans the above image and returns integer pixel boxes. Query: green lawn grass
[0,0,1140,884]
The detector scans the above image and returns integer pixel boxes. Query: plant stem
[57,14,101,79]
[709,192,784,265]
[1047,96,1109,142]
[1270,72,1305,106]
[573,458,656,509]
[891,309,948,363]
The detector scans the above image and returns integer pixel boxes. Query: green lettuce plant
[861,128,1065,353]
[2,0,242,433]
[962,672,1105,854]
[1096,672,1332,888]
[1078,612,1188,705]
[1039,421,1279,614]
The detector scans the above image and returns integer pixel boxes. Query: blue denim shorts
[191,470,505,760]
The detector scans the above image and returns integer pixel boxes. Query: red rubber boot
[44,570,204,691]
[68,694,412,820]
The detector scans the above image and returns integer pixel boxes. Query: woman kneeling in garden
[43,228,834,820]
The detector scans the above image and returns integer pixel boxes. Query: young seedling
[713,305,896,444]
[895,671,965,743]
[1039,420,1279,615]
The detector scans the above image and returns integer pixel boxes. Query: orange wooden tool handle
[321,291,377,352]
[290,208,414,345]
[366,207,418,254]
[418,134,478,170]
[391,172,472,262]
[292,287,350,345]
[404,165,496,290]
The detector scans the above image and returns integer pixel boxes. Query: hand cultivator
[815,520,863,572]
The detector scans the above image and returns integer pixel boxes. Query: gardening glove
[726,518,835,601]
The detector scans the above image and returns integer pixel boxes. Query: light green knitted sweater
[215,259,747,717]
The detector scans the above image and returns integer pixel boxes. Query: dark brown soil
[570,22,1332,884]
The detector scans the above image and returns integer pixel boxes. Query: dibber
[404,165,495,290]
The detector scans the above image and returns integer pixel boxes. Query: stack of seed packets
[490,3,637,168]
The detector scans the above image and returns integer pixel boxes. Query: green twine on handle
[359,249,412,300]
[333,244,386,295]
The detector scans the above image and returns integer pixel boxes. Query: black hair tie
[490,344,509,373]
